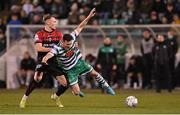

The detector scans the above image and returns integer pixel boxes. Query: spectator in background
[165,3,176,23]
[123,0,141,24]
[152,0,166,14]
[97,0,113,19]
[8,14,22,25]
[172,14,180,24]
[161,16,168,24]
[140,29,154,89]
[167,30,178,89]
[68,2,79,24]
[96,37,117,93]
[0,28,6,52]
[17,51,36,87]
[22,0,33,16]
[79,14,86,23]
[80,4,91,16]
[153,35,172,93]
[28,0,44,20]
[112,0,126,19]
[51,0,68,19]
[8,14,22,39]
[126,55,143,89]
[20,10,30,24]
[113,35,128,89]
[150,11,161,24]
[31,14,43,24]
[43,0,53,14]
[92,19,99,26]
[174,0,180,13]
[0,18,6,33]
[9,4,21,18]
[139,0,153,23]
[0,18,6,52]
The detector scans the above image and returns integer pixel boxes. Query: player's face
[63,40,73,49]
[46,17,58,30]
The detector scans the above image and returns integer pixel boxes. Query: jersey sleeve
[50,44,59,55]
[34,33,42,44]
[70,30,79,41]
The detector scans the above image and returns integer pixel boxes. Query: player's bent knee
[90,69,99,77]
[56,75,67,86]
[34,72,43,82]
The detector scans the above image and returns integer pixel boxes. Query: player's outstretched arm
[75,8,96,35]
[42,52,54,64]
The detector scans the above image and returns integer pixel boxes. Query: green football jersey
[50,31,82,70]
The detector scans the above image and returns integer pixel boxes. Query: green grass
[0,88,180,114]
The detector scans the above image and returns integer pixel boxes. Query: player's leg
[89,69,115,95]
[65,69,85,97]
[51,75,68,108]
[19,71,43,108]
[70,83,84,97]
[78,59,115,95]
[48,66,69,97]
[47,65,71,107]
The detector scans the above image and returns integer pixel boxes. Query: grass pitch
[0,88,180,114]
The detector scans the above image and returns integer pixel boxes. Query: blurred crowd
[0,0,180,25]
[1,0,180,52]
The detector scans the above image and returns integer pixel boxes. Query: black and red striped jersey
[34,29,63,62]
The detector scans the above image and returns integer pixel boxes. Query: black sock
[25,79,40,96]
[55,85,68,96]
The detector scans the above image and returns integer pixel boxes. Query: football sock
[55,85,68,97]
[24,79,40,97]
[22,95,28,100]
[95,73,109,88]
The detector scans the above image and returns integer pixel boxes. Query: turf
[0,88,180,114]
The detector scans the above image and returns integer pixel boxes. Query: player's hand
[35,62,49,72]
[87,8,96,19]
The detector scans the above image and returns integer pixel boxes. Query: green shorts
[64,59,93,86]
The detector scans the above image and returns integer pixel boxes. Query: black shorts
[35,63,64,79]
[44,64,64,78]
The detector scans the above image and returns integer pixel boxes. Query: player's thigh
[89,69,99,77]
[66,71,79,86]
[56,75,67,86]
[79,60,93,76]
